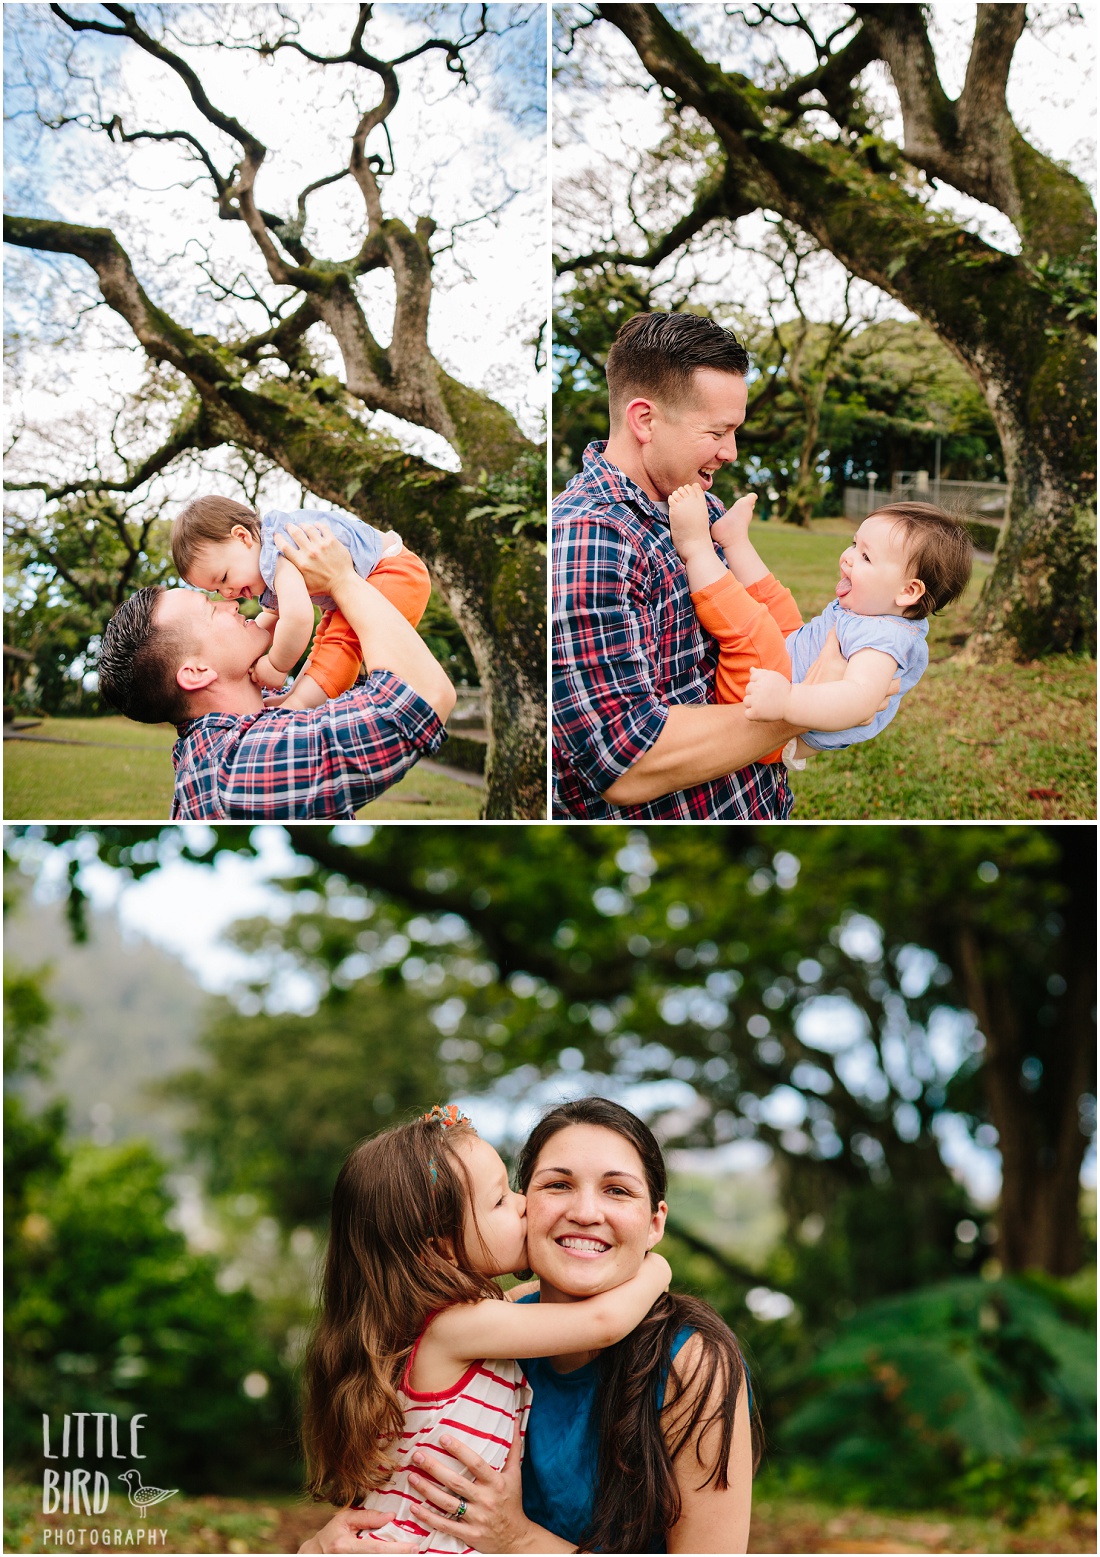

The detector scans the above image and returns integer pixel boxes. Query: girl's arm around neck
[423,1252,671,1370]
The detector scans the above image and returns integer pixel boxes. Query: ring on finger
[454,1497,468,1521]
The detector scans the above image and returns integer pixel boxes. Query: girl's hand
[407,1419,529,1552]
[743,665,791,722]
[298,1507,417,1553]
[250,654,288,689]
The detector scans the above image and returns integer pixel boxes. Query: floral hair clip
[423,1104,474,1184]
[422,1104,473,1130]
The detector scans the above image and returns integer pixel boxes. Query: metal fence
[844,472,1008,523]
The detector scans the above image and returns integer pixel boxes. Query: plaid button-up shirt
[552,442,792,820]
[170,672,445,820]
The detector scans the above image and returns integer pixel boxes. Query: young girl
[302,1105,672,1554]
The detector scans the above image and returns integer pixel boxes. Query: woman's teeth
[557,1237,610,1255]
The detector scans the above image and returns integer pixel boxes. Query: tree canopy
[10,822,1094,1289]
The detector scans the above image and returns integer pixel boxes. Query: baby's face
[836,514,923,617]
[187,529,265,602]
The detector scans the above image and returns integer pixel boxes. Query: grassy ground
[2,717,481,820]
[4,1482,1094,1554]
[752,520,1096,820]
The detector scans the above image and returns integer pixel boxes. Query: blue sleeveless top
[517,1294,692,1552]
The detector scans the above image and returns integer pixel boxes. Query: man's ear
[895,577,927,611]
[176,658,218,694]
[624,396,657,446]
[646,1199,669,1250]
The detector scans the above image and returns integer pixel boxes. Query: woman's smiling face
[524,1123,667,1299]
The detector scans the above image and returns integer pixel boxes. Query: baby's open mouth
[836,576,852,597]
[556,1236,612,1258]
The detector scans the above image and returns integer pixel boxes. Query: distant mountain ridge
[5,896,207,1157]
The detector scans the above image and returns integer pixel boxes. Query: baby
[171,496,431,711]
[667,486,973,763]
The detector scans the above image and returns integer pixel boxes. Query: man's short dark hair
[605,312,750,424]
[97,585,194,726]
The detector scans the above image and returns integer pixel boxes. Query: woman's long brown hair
[516,1098,762,1552]
[302,1114,501,1507]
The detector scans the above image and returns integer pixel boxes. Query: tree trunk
[954,830,1095,1276]
[963,344,1097,659]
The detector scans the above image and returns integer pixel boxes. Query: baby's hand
[711,492,757,552]
[744,665,791,722]
[250,654,289,690]
[667,483,715,565]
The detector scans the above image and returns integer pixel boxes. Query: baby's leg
[668,484,726,591]
[367,547,432,626]
[692,576,794,765]
[294,550,433,703]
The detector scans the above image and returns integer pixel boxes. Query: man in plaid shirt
[554,312,856,820]
[98,520,455,819]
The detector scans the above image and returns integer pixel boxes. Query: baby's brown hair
[874,502,974,619]
[171,495,259,579]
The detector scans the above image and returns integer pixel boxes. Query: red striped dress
[358,1322,533,1554]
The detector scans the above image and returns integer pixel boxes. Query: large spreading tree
[555,3,1096,660]
[4,3,546,817]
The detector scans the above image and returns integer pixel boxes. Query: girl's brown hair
[171,495,259,579]
[516,1098,762,1552]
[302,1113,501,1507]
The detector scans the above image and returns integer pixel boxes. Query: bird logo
[118,1468,179,1517]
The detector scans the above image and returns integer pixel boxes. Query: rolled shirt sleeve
[171,672,445,820]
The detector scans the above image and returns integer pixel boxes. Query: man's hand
[274,520,355,596]
[743,665,791,722]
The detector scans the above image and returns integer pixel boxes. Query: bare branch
[556,164,750,274]
[5,403,212,502]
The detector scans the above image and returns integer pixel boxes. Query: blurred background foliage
[3,823,1095,1521]
[553,270,1004,512]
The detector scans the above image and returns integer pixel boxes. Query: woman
[301,1098,757,1553]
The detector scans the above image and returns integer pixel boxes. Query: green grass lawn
[752,520,1096,820]
[4,1481,1093,1554]
[3,717,481,821]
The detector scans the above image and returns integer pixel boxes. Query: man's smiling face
[638,367,748,501]
[155,587,269,700]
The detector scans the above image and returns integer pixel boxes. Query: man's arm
[603,629,898,806]
[603,702,800,805]
[274,522,454,721]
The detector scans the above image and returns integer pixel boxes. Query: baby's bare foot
[711,492,757,551]
[668,482,714,563]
